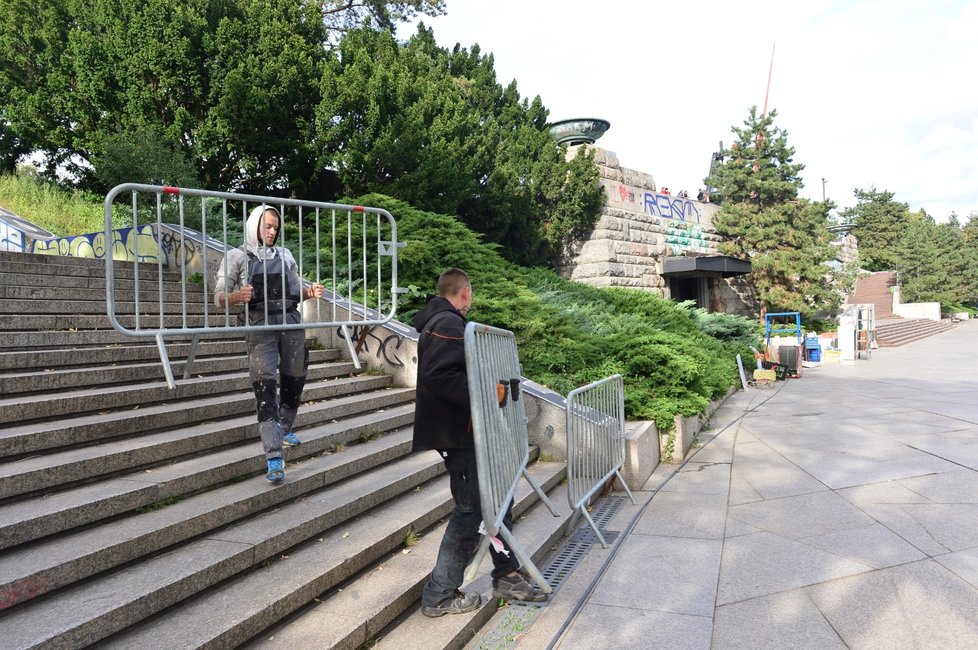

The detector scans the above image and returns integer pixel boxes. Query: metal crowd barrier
[565,374,636,548]
[103,183,403,388]
[462,322,560,591]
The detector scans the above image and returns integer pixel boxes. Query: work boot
[421,590,481,617]
[492,573,547,602]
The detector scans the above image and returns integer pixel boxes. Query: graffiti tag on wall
[643,192,702,223]
[29,225,168,265]
[665,222,709,255]
[1,207,55,252]
[605,181,704,224]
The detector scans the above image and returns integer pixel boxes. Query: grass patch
[403,528,421,548]
[0,168,120,236]
[358,428,382,443]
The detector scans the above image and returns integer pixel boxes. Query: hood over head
[245,205,281,257]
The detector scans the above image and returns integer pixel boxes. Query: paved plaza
[519,320,978,649]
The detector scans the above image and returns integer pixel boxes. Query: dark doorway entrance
[669,276,705,308]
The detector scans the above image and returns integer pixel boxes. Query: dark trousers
[422,447,520,606]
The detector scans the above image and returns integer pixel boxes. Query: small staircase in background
[850,271,897,318]
[876,318,956,347]
[849,271,956,346]
[0,250,572,650]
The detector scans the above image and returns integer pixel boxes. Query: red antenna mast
[754,42,776,172]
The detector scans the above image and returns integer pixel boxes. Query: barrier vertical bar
[565,374,635,548]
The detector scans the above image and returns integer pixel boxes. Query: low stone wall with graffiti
[0,208,215,277]
[558,146,724,294]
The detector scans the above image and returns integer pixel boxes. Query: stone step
[0,446,444,649]
[0,271,191,293]
[0,339,249,372]
[877,319,955,347]
[0,381,413,501]
[0,360,358,426]
[0,404,417,553]
[0,254,185,282]
[0,313,214,330]
[0,296,211,316]
[0,370,398,458]
[101,461,568,650]
[0,328,239,350]
[0,284,206,304]
[0,427,419,613]
[0,347,338,396]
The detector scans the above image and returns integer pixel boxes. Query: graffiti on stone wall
[1,208,55,252]
[338,325,407,368]
[29,225,168,265]
[665,222,709,255]
[159,228,205,273]
[643,192,702,223]
[608,184,703,223]
[0,220,25,252]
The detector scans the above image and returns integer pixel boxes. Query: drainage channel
[470,495,628,649]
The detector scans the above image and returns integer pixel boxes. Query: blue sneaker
[283,432,301,447]
[266,457,285,483]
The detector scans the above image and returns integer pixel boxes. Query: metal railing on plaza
[565,374,636,548]
[462,322,560,591]
[103,183,403,388]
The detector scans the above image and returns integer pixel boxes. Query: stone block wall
[559,145,756,315]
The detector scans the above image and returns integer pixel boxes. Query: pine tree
[704,107,841,319]
[841,188,914,272]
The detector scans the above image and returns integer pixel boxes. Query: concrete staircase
[849,271,897,318]
[0,250,572,649]
[876,318,956,347]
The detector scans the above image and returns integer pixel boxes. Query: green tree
[841,188,914,271]
[0,0,438,193]
[317,26,603,265]
[704,107,840,319]
[322,0,444,35]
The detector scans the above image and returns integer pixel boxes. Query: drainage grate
[542,495,625,590]
[473,496,628,649]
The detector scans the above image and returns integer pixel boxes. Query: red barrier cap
[353,205,365,212]
[162,186,181,195]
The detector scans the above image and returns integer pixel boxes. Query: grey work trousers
[248,326,308,461]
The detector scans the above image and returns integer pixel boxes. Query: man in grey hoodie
[214,205,324,482]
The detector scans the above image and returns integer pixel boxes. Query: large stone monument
[548,119,756,316]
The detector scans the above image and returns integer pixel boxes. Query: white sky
[399,0,978,221]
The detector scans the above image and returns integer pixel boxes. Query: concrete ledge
[671,388,736,463]
[622,420,659,490]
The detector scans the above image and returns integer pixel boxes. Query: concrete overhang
[662,255,751,278]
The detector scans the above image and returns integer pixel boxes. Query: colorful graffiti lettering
[665,222,709,255]
[644,193,702,223]
[28,225,167,265]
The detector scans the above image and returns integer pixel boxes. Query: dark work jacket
[411,296,471,452]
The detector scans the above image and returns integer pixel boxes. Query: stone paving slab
[589,535,722,617]
[806,560,978,649]
[728,490,876,541]
[632,491,728,540]
[713,589,846,650]
[561,604,712,649]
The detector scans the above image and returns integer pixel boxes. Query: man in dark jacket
[412,268,546,617]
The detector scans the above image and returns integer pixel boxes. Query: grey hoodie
[213,205,301,309]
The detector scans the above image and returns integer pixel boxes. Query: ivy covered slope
[353,194,760,432]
